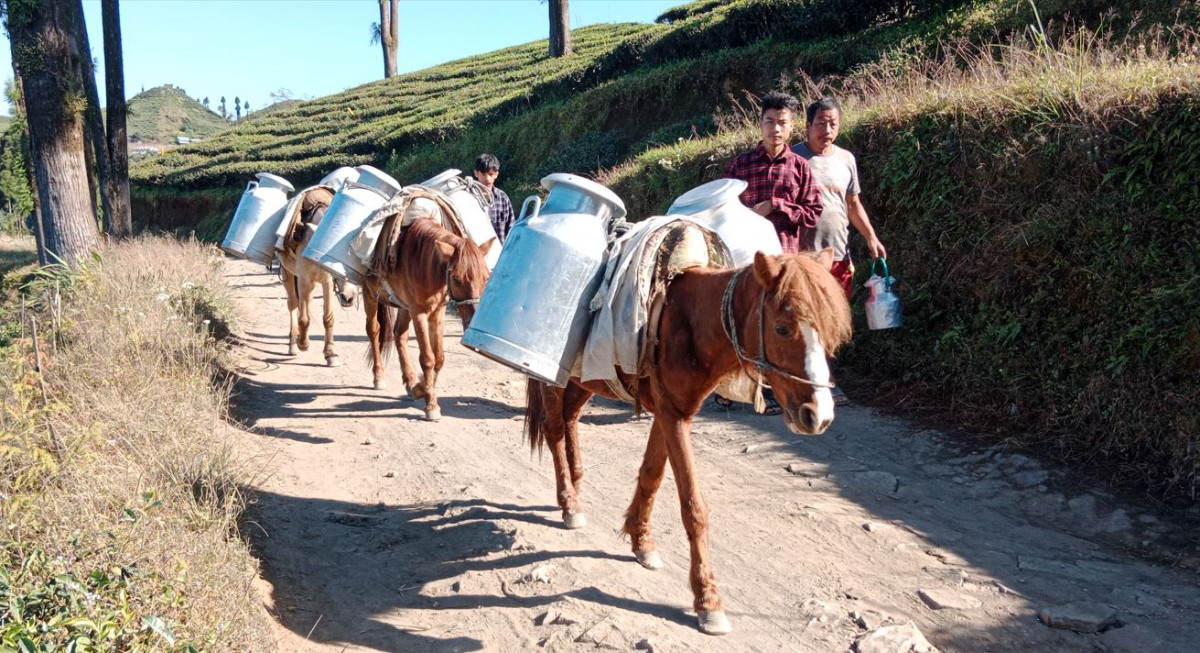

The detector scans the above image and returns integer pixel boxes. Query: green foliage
[126,85,230,144]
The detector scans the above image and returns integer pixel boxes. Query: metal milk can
[420,169,503,270]
[461,173,627,386]
[221,172,295,266]
[864,258,903,330]
[667,178,781,267]
[274,167,362,252]
[301,164,402,286]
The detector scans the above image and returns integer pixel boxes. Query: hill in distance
[126,85,231,144]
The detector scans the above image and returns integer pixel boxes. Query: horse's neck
[665,267,748,381]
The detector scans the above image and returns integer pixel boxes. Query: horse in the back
[363,217,493,421]
[276,187,354,366]
[525,249,852,635]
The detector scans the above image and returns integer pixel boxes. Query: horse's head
[748,249,852,435]
[435,236,495,328]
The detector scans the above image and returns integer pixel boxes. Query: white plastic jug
[221,172,295,266]
[666,178,781,267]
[864,258,903,330]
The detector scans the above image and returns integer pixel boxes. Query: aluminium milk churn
[666,178,781,267]
[420,168,503,270]
[274,167,362,252]
[221,172,296,266]
[461,173,627,387]
[301,164,402,286]
[864,258,903,330]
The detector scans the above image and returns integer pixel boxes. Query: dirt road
[223,259,1199,652]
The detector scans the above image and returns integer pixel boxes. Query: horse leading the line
[525,249,852,635]
[363,217,493,421]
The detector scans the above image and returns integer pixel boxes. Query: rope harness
[720,268,837,392]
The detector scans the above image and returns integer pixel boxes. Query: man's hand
[867,236,887,261]
[752,200,773,217]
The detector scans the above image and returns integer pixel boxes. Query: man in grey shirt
[792,97,887,298]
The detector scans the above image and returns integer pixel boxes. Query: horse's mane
[774,254,853,354]
[373,218,487,289]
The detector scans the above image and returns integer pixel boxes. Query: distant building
[175,136,192,145]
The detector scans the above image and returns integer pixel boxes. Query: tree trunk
[11,71,48,265]
[8,0,101,267]
[102,0,132,238]
[549,0,572,57]
[67,0,114,239]
[379,0,398,78]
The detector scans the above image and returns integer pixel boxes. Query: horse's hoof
[286,345,297,356]
[374,379,388,391]
[297,342,309,352]
[409,384,427,400]
[698,611,731,635]
[635,550,664,570]
[325,355,342,368]
[563,513,587,530]
[424,407,442,422]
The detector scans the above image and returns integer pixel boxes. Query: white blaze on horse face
[801,323,834,424]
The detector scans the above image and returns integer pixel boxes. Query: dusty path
[223,258,1199,652]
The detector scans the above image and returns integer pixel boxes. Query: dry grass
[0,237,271,650]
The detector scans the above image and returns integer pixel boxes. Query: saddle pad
[275,185,335,249]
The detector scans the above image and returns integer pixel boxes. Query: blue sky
[1,0,683,116]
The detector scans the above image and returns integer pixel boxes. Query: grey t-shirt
[792,142,860,261]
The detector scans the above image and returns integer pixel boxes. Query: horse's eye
[775,324,790,337]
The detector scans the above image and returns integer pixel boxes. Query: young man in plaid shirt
[473,153,514,243]
[717,91,823,413]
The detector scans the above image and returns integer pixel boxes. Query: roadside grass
[0,238,270,650]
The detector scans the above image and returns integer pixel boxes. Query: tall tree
[6,0,101,266]
[548,0,571,57]
[371,0,398,78]
[243,99,250,114]
[102,0,131,238]
[220,96,227,119]
[202,96,210,110]
[234,95,241,121]
[65,0,114,238]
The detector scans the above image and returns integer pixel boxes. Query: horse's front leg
[659,412,729,635]
[296,273,316,352]
[282,268,300,356]
[393,308,420,399]
[542,384,586,528]
[409,311,441,421]
[622,416,669,571]
[318,272,341,367]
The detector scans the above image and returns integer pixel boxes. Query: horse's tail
[524,377,548,454]
[365,299,396,370]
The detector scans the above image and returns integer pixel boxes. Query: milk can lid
[254,172,295,193]
[318,166,360,189]
[420,168,462,192]
[540,173,627,220]
[354,165,403,196]
[666,178,746,215]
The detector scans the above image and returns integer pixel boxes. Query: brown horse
[363,217,493,421]
[525,249,852,635]
[275,188,355,366]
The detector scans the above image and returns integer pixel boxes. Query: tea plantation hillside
[132,0,1200,503]
[126,85,231,144]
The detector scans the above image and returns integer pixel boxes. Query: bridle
[444,266,481,311]
[720,267,836,389]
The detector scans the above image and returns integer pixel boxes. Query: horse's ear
[480,237,497,256]
[752,251,783,288]
[435,241,456,262]
[813,247,835,269]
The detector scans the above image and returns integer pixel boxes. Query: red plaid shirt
[723,143,823,253]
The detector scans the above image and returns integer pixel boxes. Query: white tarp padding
[580,216,726,384]
[274,185,336,251]
[348,188,447,268]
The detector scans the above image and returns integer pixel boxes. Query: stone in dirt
[1038,601,1119,633]
[535,608,558,626]
[851,609,889,630]
[918,588,982,611]
[1097,624,1167,652]
[633,638,656,652]
[522,564,556,584]
[922,566,967,586]
[799,598,841,624]
[854,622,939,653]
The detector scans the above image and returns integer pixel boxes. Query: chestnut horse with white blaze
[275,188,355,366]
[525,249,852,635]
[363,217,493,421]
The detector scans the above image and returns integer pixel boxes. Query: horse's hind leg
[282,268,300,356]
[296,274,317,352]
[563,382,592,495]
[364,292,388,389]
[318,272,341,367]
[622,416,670,571]
[541,385,586,528]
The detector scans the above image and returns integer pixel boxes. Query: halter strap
[720,268,836,389]
[444,265,480,310]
